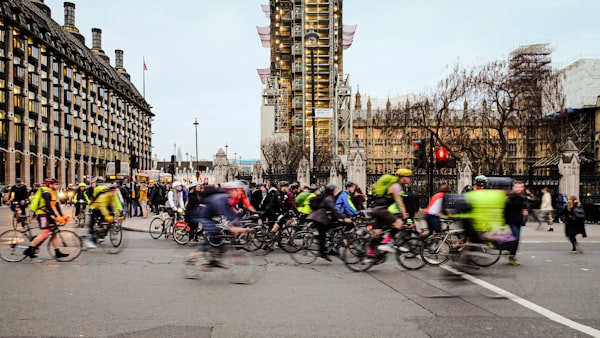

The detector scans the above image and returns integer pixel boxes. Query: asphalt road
[1,205,599,338]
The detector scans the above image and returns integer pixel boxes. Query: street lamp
[305,28,319,183]
[193,118,199,173]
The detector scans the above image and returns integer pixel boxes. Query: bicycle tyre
[340,236,375,272]
[148,218,163,239]
[173,226,190,245]
[77,212,86,228]
[278,226,299,253]
[0,229,30,262]
[395,237,426,270]
[47,229,82,262]
[420,236,452,266]
[289,231,318,264]
[468,242,502,267]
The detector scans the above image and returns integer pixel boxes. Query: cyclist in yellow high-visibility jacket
[84,184,123,248]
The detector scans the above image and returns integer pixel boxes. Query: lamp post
[305,29,319,184]
[193,118,199,173]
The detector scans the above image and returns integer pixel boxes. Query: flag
[143,57,148,71]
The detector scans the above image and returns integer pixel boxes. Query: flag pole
[143,57,146,98]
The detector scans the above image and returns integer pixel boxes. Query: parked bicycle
[0,218,82,262]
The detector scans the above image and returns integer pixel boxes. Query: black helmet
[345,181,356,188]
[308,184,319,192]
[279,181,290,187]
[324,184,337,195]
[474,175,488,186]
[290,182,300,189]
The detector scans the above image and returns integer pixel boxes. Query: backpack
[309,193,326,210]
[29,187,49,213]
[572,206,585,222]
[373,174,399,197]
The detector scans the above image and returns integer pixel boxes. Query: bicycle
[252,213,301,255]
[74,200,88,228]
[419,219,503,267]
[289,220,358,265]
[12,201,30,230]
[182,222,266,284]
[340,223,427,272]
[90,216,126,254]
[0,218,82,262]
[148,207,177,239]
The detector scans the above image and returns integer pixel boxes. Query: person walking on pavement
[563,195,587,253]
[504,180,528,265]
[538,187,554,231]
[554,192,567,223]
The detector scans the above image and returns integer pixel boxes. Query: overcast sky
[43,0,600,162]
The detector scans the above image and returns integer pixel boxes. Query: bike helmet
[222,181,245,190]
[43,177,58,186]
[279,181,290,187]
[474,175,488,187]
[396,168,413,177]
[290,182,300,189]
[345,181,356,188]
[324,184,337,195]
[78,182,87,187]
[308,184,319,192]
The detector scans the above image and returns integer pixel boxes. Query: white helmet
[222,181,245,190]
[172,181,182,188]
[474,175,488,186]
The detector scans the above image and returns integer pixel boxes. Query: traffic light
[435,146,448,168]
[411,139,427,169]
[167,164,175,175]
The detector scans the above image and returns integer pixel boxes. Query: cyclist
[281,181,299,215]
[307,184,351,261]
[335,181,360,218]
[473,175,487,190]
[166,181,185,221]
[72,183,89,222]
[368,168,411,259]
[9,178,29,218]
[296,184,319,216]
[424,184,451,236]
[23,178,69,259]
[229,180,257,216]
[263,181,294,237]
[250,183,267,211]
[85,183,124,248]
[185,182,249,268]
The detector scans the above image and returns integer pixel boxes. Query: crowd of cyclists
[3,168,588,268]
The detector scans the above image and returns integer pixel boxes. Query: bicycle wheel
[148,218,163,239]
[420,236,452,266]
[278,225,300,253]
[77,212,86,228]
[98,222,126,254]
[173,226,190,245]
[340,236,375,272]
[395,237,426,270]
[467,242,502,267]
[47,229,82,262]
[289,231,319,264]
[0,229,30,262]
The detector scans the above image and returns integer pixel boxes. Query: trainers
[569,249,578,254]
[507,257,521,266]
[381,236,392,245]
[54,249,69,258]
[23,246,37,258]
[377,244,395,253]
[85,240,97,249]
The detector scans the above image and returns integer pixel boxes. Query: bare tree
[260,135,305,172]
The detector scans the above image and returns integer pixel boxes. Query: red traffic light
[435,147,448,161]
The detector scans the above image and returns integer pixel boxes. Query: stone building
[0,0,153,186]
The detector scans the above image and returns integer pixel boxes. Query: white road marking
[442,265,600,338]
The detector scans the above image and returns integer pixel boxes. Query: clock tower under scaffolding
[257,0,356,165]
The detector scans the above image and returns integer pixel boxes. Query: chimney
[63,2,85,43]
[115,50,130,80]
[91,28,110,63]
[63,2,76,28]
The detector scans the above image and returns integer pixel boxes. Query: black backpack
[309,194,326,210]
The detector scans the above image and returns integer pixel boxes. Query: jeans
[508,224,521,256]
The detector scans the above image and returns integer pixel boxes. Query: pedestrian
[538,187,554,231]
[139,182,148,218]
[563,195,587,253]
[554,192,567,223]
[504,180,528,265]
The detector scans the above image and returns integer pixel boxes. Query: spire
[354,87,362,110]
